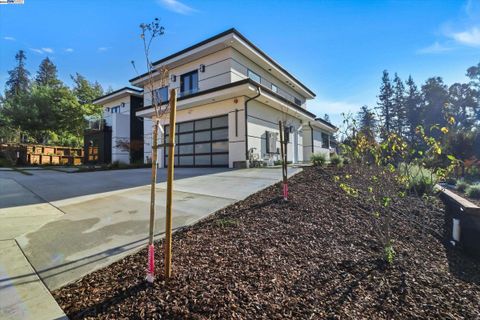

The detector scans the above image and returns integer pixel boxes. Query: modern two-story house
[131,28,337,168]
[89,87,144,164]
[91,28,337,167]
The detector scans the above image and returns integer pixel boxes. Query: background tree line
[0,50,108,147]
[355,63,480,166]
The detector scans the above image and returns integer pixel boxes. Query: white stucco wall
[303,125,331,161]
[111,113,130,163]
[143,48,236,107]
[247,100,303,164]
[231,49,307,108]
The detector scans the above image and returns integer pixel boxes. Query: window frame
[180,70,199,97]
[247,69,261,84]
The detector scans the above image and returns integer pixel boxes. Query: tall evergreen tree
[357,105,376,141]
[466,62,480,123]
[405,76,422,143]
[324,113,331,123]
[392,73,406,136]
[5,50,30,98]
[377,70,394,139]
[421,77,449,137]
[71,73,104,117]
[448,82,477,129]
[35,57,61,87]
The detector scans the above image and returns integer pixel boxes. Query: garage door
[164,115,229,167]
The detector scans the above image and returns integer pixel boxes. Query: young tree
[5,50,30,98]
[357,105,376,141]
[35,57,61,87]
[377,70,394,139]
[133,18,172,283]
[392,73,407,136]
[405,76,421,143]
[324,113,331,123]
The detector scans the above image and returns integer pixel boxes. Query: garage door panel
[164,115,228,167]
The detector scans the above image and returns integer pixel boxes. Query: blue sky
[1,0,480,126]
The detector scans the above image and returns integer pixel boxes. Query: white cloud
[97,47,108,52]
[29,47,54,54]
[417,41,454,54]
[3,36,15,41]
[448,26,480,47]
[157,0,196,15]
[65,48,74,53]
[30,48,44,54]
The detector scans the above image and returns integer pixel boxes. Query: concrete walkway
[0,167,299,318]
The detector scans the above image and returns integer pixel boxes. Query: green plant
[465,184,480,199]
[399,163,438,195]
[311,153,326,167]
[384,242,395,264]
[330,155,343,167]
[215,218,239,228]
[456,179,469,193]
[342,157,350,165]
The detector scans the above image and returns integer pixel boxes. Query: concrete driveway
[0,166,299,319]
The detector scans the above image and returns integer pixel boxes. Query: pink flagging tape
[283,183,288,200]
[148,244,155,274]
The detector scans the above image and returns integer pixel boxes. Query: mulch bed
[53,165,480,319]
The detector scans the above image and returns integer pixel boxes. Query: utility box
[438,185,480,259]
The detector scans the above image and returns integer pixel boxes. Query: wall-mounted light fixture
[106,107,110,112]
[199,64,205,72]
[170,75,176,82]
[120,102,126,108]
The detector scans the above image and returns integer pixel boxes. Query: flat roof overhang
[93,87,143,105]
[135,79,335,133]
[129,29,315,99]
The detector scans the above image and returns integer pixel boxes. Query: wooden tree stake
[164,88,177,279]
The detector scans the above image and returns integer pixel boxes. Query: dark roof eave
[129,28,316,97]
[315,117,337,130]
[93,86,143,104]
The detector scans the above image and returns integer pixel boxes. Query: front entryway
[164,115,229,167]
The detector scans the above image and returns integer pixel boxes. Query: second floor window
[294,97,302,106]
[180,70,198,97]
[247,69,261,83]
[153,86,168,104]
[271,84,278,93]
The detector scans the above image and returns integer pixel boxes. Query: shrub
[399,163,438,195]
[466,184,480,199]
[311,153,326,167]
[342,157,350,165]
[456,180,469,193]
[330,155,343,167]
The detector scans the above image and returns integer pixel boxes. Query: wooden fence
[0,144,87,166]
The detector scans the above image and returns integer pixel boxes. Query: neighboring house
[90,87,144,164]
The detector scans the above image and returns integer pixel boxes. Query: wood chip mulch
[53,165,480,319]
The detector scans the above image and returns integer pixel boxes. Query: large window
[247,69,261,83]
[294,97,302,106]
[164,115,229,167]
[322,132,330,148]
[153,86,168,104]
[180,70,199,97]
